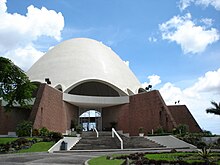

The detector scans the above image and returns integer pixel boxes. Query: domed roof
[27,38,141,95]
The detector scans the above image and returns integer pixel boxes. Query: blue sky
[1,0,220,134]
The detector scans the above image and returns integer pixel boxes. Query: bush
[175,124,189,135]
[154,126,164,134]
[39,127,50,137]
[0,138,33,153]
[139,127,144,133]
[0,142,10,153]
[16,121,32,137]
[217,138,220,145]
[197,142,207,149]
[32,129,39,136]
[75,125,83,134]
[50,132,63,142]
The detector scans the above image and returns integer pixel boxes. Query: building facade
[0,38,201,135]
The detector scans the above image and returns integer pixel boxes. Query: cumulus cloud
[179,0,220,11]
[184,68,220,95]
[142,74,161,88]
[159,13,219,54]
[0,0,64,70]
[4,44,44,71]
[159,68,220,134]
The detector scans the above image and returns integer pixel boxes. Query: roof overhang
[63,93,129,108]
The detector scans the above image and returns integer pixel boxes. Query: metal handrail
[112,128,123,149]
[94,128,99,138]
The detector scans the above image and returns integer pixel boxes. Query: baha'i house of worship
[0,38,201,136]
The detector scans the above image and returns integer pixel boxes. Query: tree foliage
[206,101,220,116]
[0,57,36,108]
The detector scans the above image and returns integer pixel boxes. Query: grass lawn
[88,152,220,165]
[17,141,55,153]
[0,137,18,144]
[0,137,55,153]
[88,155,124,165]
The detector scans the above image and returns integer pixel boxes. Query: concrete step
[71,131,167,150]
[118,135,164,149]
[71,132,119,150]
[146,135,197,149]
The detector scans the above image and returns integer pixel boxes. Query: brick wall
[103,90,177,136]
[168,105,202,132]
[64,102,78,130]
[128,90,176,135]
[102,104,130,132]
[31,84,67,133]
[0,85,202,135]
[0,107,30,134]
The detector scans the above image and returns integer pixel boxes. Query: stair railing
[112,128,123,149]
[94,127,99,138]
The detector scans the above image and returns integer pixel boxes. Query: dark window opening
[138,88,146,93]
[68,81,120,97]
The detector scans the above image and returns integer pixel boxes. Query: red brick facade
[0,107,31,134]
[0,84,201,135]
[168,105,201,132]
[103,91,177,136]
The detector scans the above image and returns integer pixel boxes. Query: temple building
[0,38,201,135]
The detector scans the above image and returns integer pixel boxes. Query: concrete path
[48,137,81,153]
[146,135,197,149]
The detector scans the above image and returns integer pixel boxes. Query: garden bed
[88,152,220,165]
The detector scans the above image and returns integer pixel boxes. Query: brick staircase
[71,131,164,150]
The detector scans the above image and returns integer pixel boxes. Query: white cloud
[4,45,44,71]
[179,0,193,11]
[200,18,213,27]
[159,68,220,134]
[184,68,220,94]
[0,0,64,70]
[142,74,161,88]
[159,13,219,54]
[179,0,220,11]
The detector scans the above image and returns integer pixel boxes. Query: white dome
[27,38,142,96]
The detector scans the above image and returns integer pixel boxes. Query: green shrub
[39,127,49,137]
[0,142,10,153]
[155,126,164,134]
[217,138,220,145]
[49,131,63,142]
[175,124,189,135]
[32,129,39,136]
[75,125,83,134]
[16,121,32,137]
[202,130,212,136]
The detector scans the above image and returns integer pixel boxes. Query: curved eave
[63,93,129,108]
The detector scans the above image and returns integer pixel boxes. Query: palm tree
[206,101,220,116]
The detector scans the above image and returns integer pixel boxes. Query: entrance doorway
[79,108,102,131]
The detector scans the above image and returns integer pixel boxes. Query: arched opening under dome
[79,108,102,131]
[68,81,120,97]
[55,84,63,92]
[138,88,146,93]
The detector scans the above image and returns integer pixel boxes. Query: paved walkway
[146,135,197,149]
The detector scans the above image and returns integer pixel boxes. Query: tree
[0,57,36,108]
[206,101,220,116]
